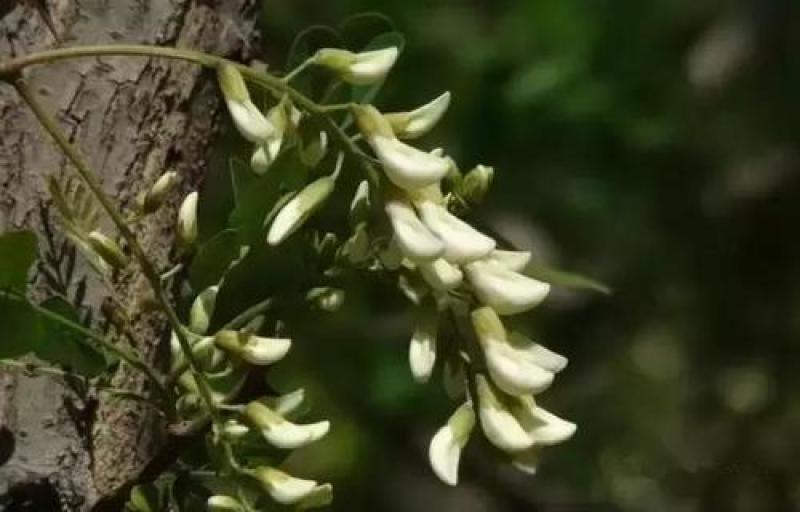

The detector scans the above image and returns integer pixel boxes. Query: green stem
[11,78,221,424]
[220,298,273,331]
[1,290,165,397]
[282,56,314,82]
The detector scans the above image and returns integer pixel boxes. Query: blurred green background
[237,1,800,510]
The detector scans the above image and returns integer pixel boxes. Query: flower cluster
[197,42,576,507]
[348,89,576,486]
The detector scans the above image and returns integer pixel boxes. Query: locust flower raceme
[476,375,576,453]
[472,307,565,396]
[354,105,450,190]
[214,330,291,365]
[176,191,198,248]
[217,64,274,145]
[244,400,330,449]
[267,155,341,246]
[313,47,399,85]
[384,91,451,139]
[416,200,495,263]
[253,467,328,505]
[465,259,550,315]
[428,401,475,486]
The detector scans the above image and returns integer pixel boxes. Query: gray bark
[0,1,255,509]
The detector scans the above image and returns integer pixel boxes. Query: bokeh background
[233,1,800,510]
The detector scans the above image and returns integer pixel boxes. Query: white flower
[314,47,399,85]
[385,92,451,139]
[221,419,250,440]
[217,64,275,145]
[409,307,438,383]
[508,331,568,373]
[472,307,563,396]
[354,105,450,190]
[267,174,336,246]
[485,249,532,272]
[253,467,321,505]
[207,495,244,512]
[371,136,451,190]
[476,375,576,452]
[177,191,198,247]
[245,401,330,450]
[428,401,475,486]
[417,201,495,263]
[465,259,550,315]
[214,330,291,365]
[385,199,444,261]
[419,258,464,290]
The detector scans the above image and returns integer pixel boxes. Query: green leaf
[35,297,108,377]
[0,295,44,358]
[350,31,406,105]
[524,263,611,295]
[0,230,37,291]
[188,229,242,291]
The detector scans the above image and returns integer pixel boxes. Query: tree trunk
[0,1,255,509]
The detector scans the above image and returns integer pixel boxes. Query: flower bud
[428,401,475,486]
[217,64,275,145]
[485,249,531,272]
[189,285,218,335]
[215,330,291,366]
[339,224,371,265]
[300,131,328,168]
[465,259,550,315]
[419,258,464,291]
[385,199,444,261]
[267,175,336,246]
[456,164,494,205]
[385,92,451,139]
[313,47,399,85]
[87,231,128,269]
[409,306,438,383]
[176,191,198,248]
[472,307,556,396]
[307,287,345,312]
[253,467,319,505]
[244,401,330,449]
[251,145,271,175]
[141,170,177,214]
[417,201,495,264]
[349,180,371,228]
[207,495,245,512]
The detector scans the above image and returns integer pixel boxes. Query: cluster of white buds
[344,63,575,486]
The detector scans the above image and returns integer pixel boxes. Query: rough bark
[0,1,255,509]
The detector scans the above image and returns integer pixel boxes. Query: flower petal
[385,199,444,261]
[465,260,550,315]
[417,201,495,264]
[428,402,475,486]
